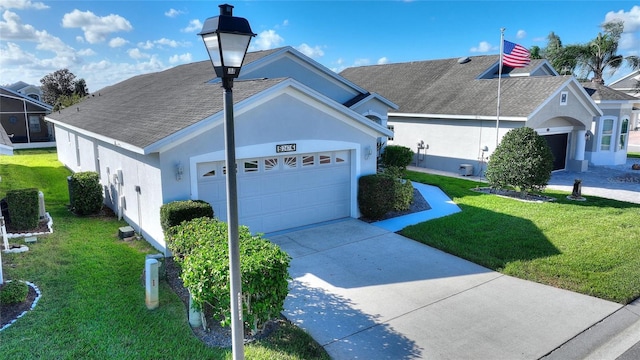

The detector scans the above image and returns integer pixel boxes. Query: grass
[0,150,329,360]
[402,170,640,304]
[628,152,640,159]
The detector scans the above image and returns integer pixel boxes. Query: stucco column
[575,130,586,161]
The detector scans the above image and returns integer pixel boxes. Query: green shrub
[485,127,554,196]
[358,174,395,220]
[393,179,414,211]
[6,188,39,230]
[69,172,103,215]
[380,145,414,170]
[160,200,213,234]
[0,281,29,305]
[169,217,290,334]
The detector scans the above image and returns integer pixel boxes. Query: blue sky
[1,0,639,92]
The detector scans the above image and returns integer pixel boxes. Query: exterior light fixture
[175,162,184,181]
[198,4,255,360]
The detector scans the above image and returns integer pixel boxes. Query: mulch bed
[472,187,556,202]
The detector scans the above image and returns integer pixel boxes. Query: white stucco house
[46,47,396,254]
[341,56,635,174]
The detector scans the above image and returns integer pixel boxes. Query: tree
[40,69,89,110]
[485,127,554,197]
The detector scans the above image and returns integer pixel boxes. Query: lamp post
[198,4,255,360]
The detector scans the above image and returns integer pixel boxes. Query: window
[601,118,614,151]
[264,158,278,171]
[319,154,331,165]
[29,115,41,132]
[335,151,349,163]
[283,156,297,169]
[619,118,629,150]
[560,91,568,106]
[203,169,216,177]
[302,155,314,167]
[244,160,259,173]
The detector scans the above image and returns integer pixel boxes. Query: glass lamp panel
[202,33,222,67]
[219,33,251,68]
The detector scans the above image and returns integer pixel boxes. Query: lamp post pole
[198,4,255,359]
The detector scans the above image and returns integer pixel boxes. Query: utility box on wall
[459,164,473,176]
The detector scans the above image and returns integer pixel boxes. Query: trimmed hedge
[380,145,414,170]
[160,200,214,234]
[0,280,29,305]
[6,188,39,230]
[69,172,103,215]
[358,174,395,220]
[393,179,414,211]
[168,217,290,334]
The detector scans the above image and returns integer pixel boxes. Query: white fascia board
[241,46,369,96]
[388,112,526,121]
[45,116,146,154]
[1,91,53,111]
[608,70,639,86]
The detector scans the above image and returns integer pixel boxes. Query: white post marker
[145,258,159,310]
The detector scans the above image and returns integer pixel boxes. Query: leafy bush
[169,217,290,334]
[160,200,214,234]
[358,174,395,219]
[380,145,414,170]
[0,280,29,305]
[69,172,103,215]
[485,127,554,196]
[6,188,39,230]
[393,179,414,211]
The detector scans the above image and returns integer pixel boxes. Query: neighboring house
[0,86,55,149]
[46,46,395,254]
[5,81,44,102]
[581,81,637,166]
[341,56,605,174]
[608,70,640,131]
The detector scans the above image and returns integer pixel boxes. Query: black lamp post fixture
[198,4,255,360]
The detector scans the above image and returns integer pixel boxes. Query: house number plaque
[276,143,297,153]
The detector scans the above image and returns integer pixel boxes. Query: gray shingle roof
[47,60,286,150]
[340,55,570,118]
[581,81,638,101]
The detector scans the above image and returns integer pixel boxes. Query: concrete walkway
[270,219,622,359]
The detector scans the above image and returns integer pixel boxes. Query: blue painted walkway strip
[372,181,461,232]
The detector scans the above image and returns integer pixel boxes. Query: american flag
[502,40,530,68]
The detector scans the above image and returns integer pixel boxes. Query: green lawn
[0,150,328,360]
[402,171,640,304]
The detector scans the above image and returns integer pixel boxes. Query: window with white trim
[244,160,258,173]
[601,118,614,151]
[29,115,41,132]
[619,118,629,150]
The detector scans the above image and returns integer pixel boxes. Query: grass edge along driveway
[0,149,329,360]
[402,170,640,305]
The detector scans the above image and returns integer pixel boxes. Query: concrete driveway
[269,218,621,360]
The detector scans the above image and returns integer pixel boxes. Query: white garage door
[197,150,351,234]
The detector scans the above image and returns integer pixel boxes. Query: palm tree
[577,21,639,84]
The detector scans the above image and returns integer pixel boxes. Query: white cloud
[516,30,526,39]
[377,57,389,65]
[605,5,640,32]
[0,10,37,40]
[169,53,192,64]
[182,19,202,33]
[165,8,184,18]
[249,29,284,51]
[109,37,128,48]
[128,48,150,60]
[295,43,324,59]
[470,41,494,53]
[0,0,48,10]
[138,40,154,50]
[62,9,132,44]
[78,48,95,56]
[155,38,180,48]
[136,38,187,51]
[75,36,84,43]
[79,57,168,91]
[354,58,370,66]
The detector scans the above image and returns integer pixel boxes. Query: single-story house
[340,56,624,174]
[1,85,55,149]
[46,46,395,254]
[608,70,640,131]
[581,81,637,165]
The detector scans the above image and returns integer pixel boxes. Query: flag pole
[496,28,505,149]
